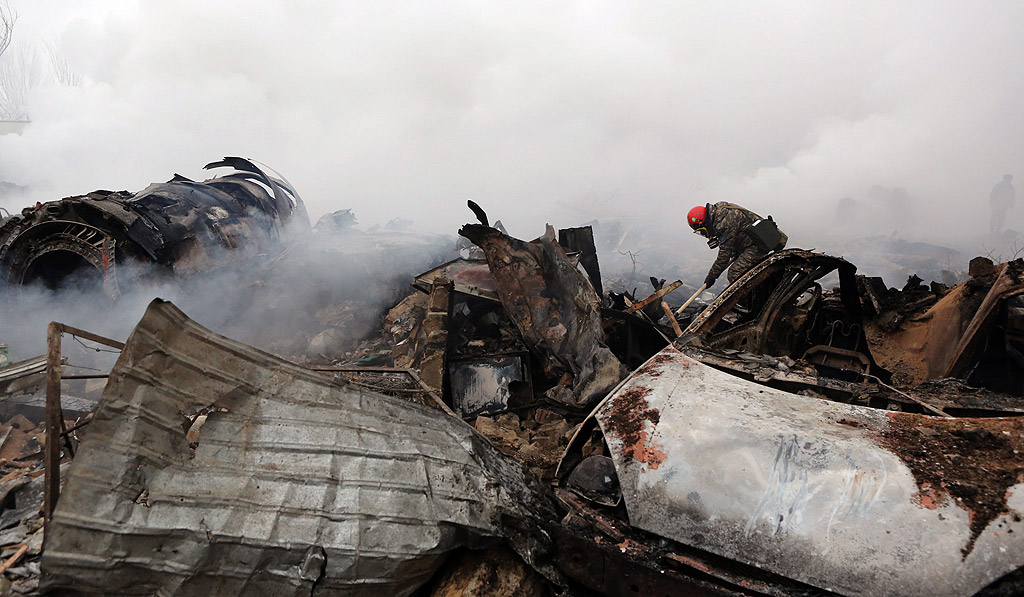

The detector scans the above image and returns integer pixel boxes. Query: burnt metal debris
[458,223,626,410]
[1,195,1024,595]
[42,300,563,596]
[0,157,309,297]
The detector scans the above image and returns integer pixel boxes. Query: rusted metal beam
[313,366,457,418]
[0,544,28,574]
[555,488,626,542]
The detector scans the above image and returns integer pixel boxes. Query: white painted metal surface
[594,348,1024,596]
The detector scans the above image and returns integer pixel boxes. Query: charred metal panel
[588,348,1024,597]
[679,249,884,381]
[682,250,858,349]
[557,226,603,297]
[459,224,625,409]
[41,300,561,596]
[0,158,309,297]
[449,355,527,418]
[861,260,1024,392]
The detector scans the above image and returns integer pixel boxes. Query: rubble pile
[473,410,574,481]
[0,410,89,596]
[3,194,1024,595]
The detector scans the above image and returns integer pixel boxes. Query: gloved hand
[704,275,716,289]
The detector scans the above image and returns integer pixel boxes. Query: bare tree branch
[44,36,81,87]
[0,3,41,121]
[0,43,40,120]
[0,1,15,60]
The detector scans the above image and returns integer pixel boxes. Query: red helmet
[687,205,707,230]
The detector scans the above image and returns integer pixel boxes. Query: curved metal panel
[594,348,1024,596]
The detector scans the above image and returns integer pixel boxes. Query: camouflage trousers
[727,245,768,283]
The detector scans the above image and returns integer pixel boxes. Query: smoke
[0,2,1018,236]
[0,216,453,362]
[2,0,1024,349]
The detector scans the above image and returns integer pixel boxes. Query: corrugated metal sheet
[41,299,559,596]
[594,348,1024,597]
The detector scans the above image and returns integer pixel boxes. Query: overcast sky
[2,1,1023,245]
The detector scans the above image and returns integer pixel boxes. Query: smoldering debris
[0,157,309,298]
[458,223,626,410]
[0,160,454,365]
[4,195,1024,595]
[41,300,565,597]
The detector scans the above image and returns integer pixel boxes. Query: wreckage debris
[41,300,563,596]
[458,223,626,410]
[0,157,308,298]
[561,348,1024,596]
[863,257,1024,394]
[0,370,81,595]
[5,202,1024,595]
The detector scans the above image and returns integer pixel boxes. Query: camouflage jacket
[706,202,762,281]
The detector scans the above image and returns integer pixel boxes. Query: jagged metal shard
[0,158,309,297]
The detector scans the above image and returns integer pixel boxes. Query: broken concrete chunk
[384,292,428,346]
[417,277,453,396]
[533,408,563,425]
[532,420,571,449]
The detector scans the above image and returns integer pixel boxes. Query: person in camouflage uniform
[686,202,787,289]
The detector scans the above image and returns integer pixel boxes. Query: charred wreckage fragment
[0,157,308,297]
[2,198,1024,595]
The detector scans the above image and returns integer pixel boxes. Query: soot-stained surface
[634,353,679,378]
[877,413,1024,558]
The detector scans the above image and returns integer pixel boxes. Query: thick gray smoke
[2,2,1023,238]
[0,217,453,362]
[2,1,1024,353]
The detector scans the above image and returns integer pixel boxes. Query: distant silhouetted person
[990,174,1015,233]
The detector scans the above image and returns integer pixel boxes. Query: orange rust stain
[666,553,712,575]
[620,427,667,470]
[604,385,667,469]
[912,482,947,510]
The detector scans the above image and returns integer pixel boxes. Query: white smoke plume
[2,1,1024,355]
